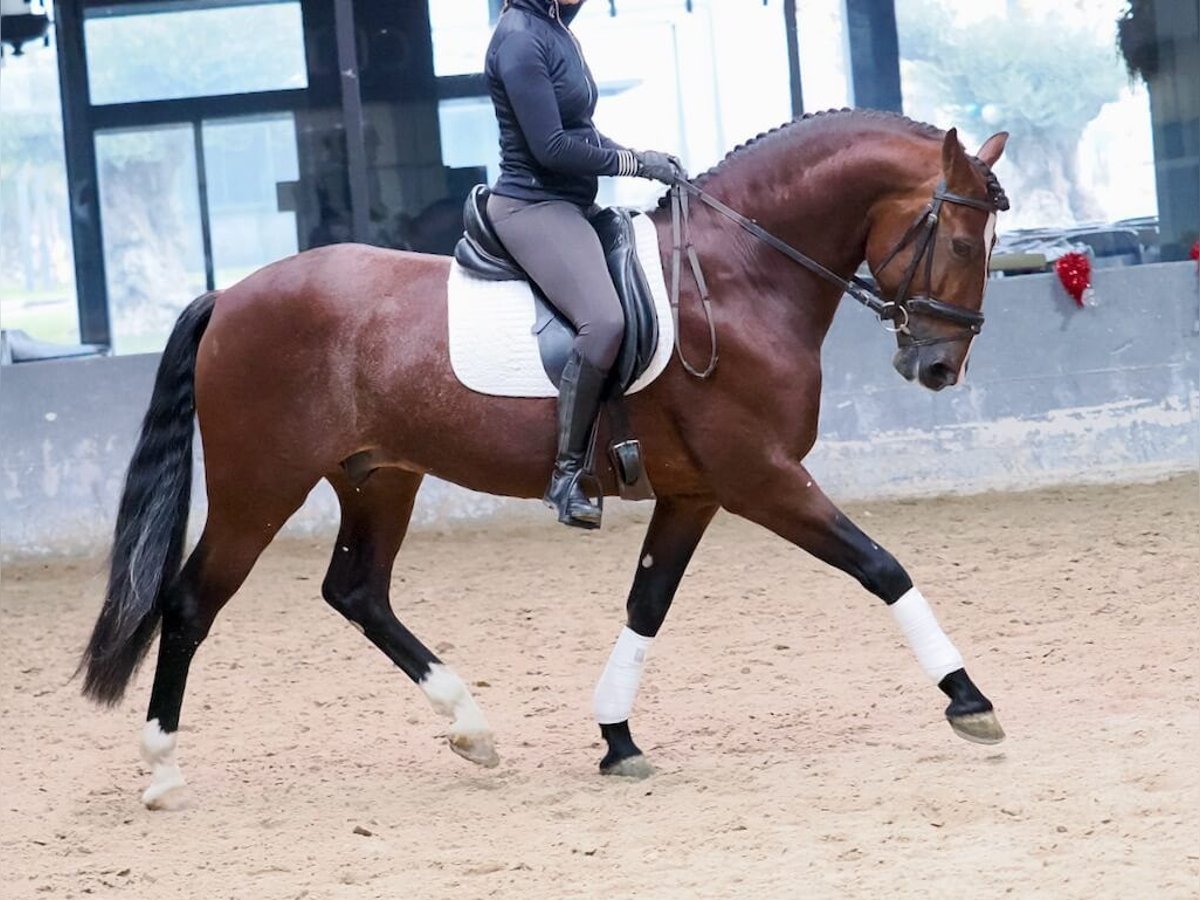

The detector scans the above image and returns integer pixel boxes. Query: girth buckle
[608,439,655,501]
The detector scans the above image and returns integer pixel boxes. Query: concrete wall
[2,261,1197,560]
[807,261,1199,497]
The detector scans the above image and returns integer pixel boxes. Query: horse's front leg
[594,496,719,777]
[721,462,1004,745]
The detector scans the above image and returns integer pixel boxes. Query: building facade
[1,0,1196,354]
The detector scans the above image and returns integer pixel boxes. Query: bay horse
[80,109,1011,809]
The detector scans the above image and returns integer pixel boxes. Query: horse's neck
[658,130,907,351]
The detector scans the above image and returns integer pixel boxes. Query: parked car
[989,216,1160,276]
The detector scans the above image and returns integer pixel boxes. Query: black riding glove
[635,150,688,185]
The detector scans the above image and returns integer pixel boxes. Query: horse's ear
[940,128,961,172]
[940,127,973,187]
[976,131,1009,167]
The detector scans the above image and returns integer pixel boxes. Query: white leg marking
[421,664,498,767]
[593,627,654,725]
[641,554,654,569]
[890,587,965,682]
[140,719,187,810]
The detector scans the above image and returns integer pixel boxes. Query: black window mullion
[333,0,369,243]
[436,73,487,100]
[56,0,111,347]
[783,0,804,118]
[845,0,902,112]
[193,120,216,292]
[89,88,307,130]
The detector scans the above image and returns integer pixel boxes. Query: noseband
[666,178,1000,377]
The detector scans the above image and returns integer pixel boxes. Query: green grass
[2,261,290,354]
[0,295,80,346]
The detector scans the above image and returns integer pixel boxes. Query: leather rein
[666,178,999,378]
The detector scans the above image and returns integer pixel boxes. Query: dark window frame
[55,0,317,349]
[55,0,809,348]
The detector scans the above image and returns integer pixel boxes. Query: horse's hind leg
[142,488,309,809]
[323,469,498,768]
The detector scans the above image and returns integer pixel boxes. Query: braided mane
[660,108,1008,211]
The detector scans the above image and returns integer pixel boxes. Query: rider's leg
[488,195,625,528]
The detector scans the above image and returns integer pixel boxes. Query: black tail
[80,292,217,705]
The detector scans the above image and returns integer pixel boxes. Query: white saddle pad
[446,212,673,398]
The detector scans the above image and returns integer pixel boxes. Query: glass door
[202,114,300,288]
[82,0,309,353]
[95,114,300,354]
[95,124,207,355]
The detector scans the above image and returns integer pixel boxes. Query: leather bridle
[667,178,1001,378]
[871,182,996,344]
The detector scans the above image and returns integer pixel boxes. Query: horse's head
[866,128,1009,391]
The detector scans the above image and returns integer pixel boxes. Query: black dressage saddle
[453,185,658,501]
[453,185,658,394]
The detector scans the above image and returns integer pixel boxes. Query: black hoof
[938,668,993,718]
[598,721,650,776]
[601,754,654,778]
[948,710,1006,744]
[938,668,1005,743]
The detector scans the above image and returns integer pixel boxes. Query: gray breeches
[487,193,625,372]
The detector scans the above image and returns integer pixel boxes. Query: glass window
[574,0,791,208]
[795,0,853,112]
[428,0,493,77]
[96,125,207,355]
[432,1,791,211]
[895,0,1159,248]
[438,94,501,187]
[0,36,79,345]
[1120,0,1199,262]
[203,114,300,287]
[85,1,308,105]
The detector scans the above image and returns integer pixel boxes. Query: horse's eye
[951,238,975,259]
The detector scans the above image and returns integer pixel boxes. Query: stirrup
[545,467,603,529]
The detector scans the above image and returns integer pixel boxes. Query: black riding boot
[544,350,608,529]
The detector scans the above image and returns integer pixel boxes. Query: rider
[485,0,684,529]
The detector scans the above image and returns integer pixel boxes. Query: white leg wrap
[140,719,186,808]
[420,664,490,735]
[890,587,964,682]
[593,627,653,725]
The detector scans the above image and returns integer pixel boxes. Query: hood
[507,0,586,26]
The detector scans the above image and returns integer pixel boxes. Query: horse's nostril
[928,362,957,388]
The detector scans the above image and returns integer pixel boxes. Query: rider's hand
[635,150,688,185]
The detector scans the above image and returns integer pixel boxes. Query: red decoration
[1190,239,1198,274]
[1055,251,1094,308]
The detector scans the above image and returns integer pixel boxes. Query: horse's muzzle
[892,346,919,382]
[919,360,958,391]
[893,346,959,391]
